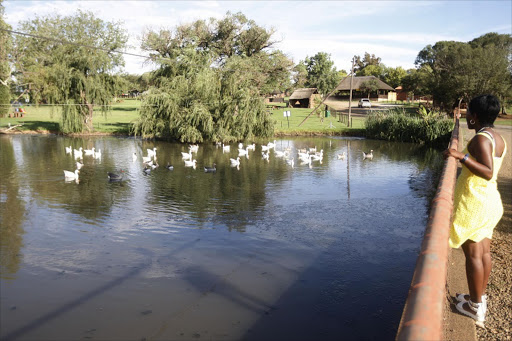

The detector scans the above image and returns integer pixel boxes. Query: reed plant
[365,107,454,146]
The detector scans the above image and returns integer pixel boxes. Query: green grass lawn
[0,99,142,133]
[7,98,507,134]
[269,107,365,134]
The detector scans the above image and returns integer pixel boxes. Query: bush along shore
[365,106,454,147]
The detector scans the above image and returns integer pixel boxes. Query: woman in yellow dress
[443,94,507,325]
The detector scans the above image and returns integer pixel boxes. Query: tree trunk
[85,103,94,132]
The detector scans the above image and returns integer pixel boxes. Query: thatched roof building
[289,88,320,108]
[335,76,394,101]
[335,76,394,91]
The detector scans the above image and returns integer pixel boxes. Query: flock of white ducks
[63,140,375,183]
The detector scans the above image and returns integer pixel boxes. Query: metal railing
[396,119,460,340]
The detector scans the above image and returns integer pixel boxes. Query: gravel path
[445,122,512,341]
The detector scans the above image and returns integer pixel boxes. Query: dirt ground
[444,120,512,341]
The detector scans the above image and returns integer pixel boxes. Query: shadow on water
[1,239,200,341]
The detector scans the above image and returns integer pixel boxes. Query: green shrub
[0,85,9,117]
[365,107,454,146]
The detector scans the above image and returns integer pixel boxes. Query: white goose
[261,145,270,152]
[76,161,84,170]
[230,157,241,167]
[246,143,256,151]
[132,152,137,162]
[267,140,277,149]
[189,144,199,153]
[274,150,288,158]
[147,147,157,158]
[238,148,249,157]
[363,150,374,160]
[73,147,83,159]
[222,144,230,153]
[184,159,197,167]
[238,142,244,149]
[93,149,101,160]
[309,146,317,153]
[337,152,346,160]
[286,158,295,168]
[65,146,72,154]
[262,152,269,161]
[84,147,95,156]
[181,150,192,160]
[142,156,152,164]
[63,169,79,180]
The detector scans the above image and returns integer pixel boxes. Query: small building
[289,88,321,108]
[335,76,395,101]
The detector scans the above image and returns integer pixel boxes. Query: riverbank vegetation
[365,106,454,146]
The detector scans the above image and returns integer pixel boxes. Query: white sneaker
[455,294,487,314]
[456,299,486,323]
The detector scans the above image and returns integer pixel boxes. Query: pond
[0,134,443,341]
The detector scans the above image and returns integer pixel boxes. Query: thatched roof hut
[335,76,394,91]
[289,88,320,108]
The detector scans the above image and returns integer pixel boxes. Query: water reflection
[0,134,443,340]
[0,136,26,278]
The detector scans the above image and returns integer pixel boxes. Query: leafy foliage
[300,52,341,96]
[0,0,11,116]
[365,106,454,146]
[354,52,382,74]
[359,78,380,98]
[13,10,128,132]
[135,12,279,142]
[414,33,512,110]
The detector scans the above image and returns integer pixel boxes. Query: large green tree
[135,12,282,142]
[414,33,512,109]
[354,52,382,74]
[302,52,341,96]
[13,10,128,132]
[0,0,11,116]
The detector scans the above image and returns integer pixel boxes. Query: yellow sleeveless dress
[449,131,507,248]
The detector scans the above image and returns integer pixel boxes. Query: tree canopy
[0,0,11,116]
[300,52,341,96]
[134,12,282,142]
[13,10,128,132]
[414,33,512,109]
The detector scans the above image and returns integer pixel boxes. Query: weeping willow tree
[134,12,291,142]
[13,10,128,133]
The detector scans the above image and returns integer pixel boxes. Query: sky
[3,1,511,75]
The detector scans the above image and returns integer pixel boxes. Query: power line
[0,27,158,61]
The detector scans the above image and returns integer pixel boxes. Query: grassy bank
[1,99,509,136]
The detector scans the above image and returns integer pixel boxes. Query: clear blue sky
[4,1,511,74]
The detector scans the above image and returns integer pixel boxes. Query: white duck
[274,150,288,158]
[267,140,277,149]
[261,145,270,152]
[181,150,193,160]
[238,142,244,149]
[286,158,295,168]
[132,152,137,162]
[230,157,241,167]
[84,147,95,156]
[93,149,101,160]
[76,161,84,170]
[238,148,249,157]
[73,147,83,159]
[63,169,79,180]
[189,144,199,153]
[222,144,230,153]
[184,159,197,167]
[363,150,374,160]
[246,143,256,151]
[262,152,269,162]
[337,152,346,160]
[65,146,72,154]
[147,147,157,158]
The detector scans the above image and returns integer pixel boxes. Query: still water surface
[0,134,442,340]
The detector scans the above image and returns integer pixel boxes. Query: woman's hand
[443,148,464,160]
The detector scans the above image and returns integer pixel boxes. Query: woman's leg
[461,240,484,303]
[481,238,492,294]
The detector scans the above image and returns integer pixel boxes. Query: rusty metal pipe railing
[396,118,460,340]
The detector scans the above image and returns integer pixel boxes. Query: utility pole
[348,56,355,128]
